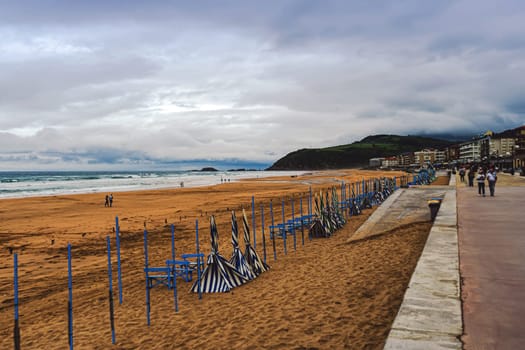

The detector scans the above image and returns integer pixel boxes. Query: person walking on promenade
[487,168,497,196]
[477,169,486,197]
[459,167,466,182]
[109,193,113,207]
[105,194,109,207]
[467,167,475,187]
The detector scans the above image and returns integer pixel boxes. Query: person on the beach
[105,194,109,207]
[477,170,486,197]
[486,168,497,197]
[109,194,113,207]
[467,167,475,187]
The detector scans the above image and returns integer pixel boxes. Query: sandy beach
[0,169,433,349]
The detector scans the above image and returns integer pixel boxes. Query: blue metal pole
[106,236,116,343]
[171,224,175,261]
[171,224,178,312]
[345,183,348,214]
[341,181,346,216]
[143,230,150,326]
[68,243,74,350]
[300,197,305,246]
[270,200,277,261]
[173,263,179,312]
[251,196,256,250]
[281,199,287,255]
[341,181,344,207]
[14,253,21,350]
[308,188,313,240]
[291,198,296,251]
[115,216,122,305]
[309,187,312,217]
[260,203,267,264]
[346,182,350,216]
[348,182,351,205]
[195,220,202,300]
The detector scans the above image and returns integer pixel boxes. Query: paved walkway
[384,176,462,349]
[457,181,525,349]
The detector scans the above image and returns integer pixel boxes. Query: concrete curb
[383,179,462,349]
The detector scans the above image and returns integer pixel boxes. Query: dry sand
[0,169,432,349]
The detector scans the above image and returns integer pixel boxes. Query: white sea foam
[0,171,307,199]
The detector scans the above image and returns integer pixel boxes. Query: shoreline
[0,170,311,200]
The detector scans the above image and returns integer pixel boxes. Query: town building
[414,149,438,166]
[435,150,446,163]
[381,156,398,168]
[489,137,516,169]
[515,126,525,169]
[397,152,415,167]
[459,140,481,163]
[443,144,460,162]
[369,157,385,168]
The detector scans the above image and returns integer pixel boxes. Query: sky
[1,0,525,170]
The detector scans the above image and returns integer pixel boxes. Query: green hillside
[267,134,453,170]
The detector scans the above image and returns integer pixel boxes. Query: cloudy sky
[1,0,524,170]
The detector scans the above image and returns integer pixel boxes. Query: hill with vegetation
[267,134,454,170]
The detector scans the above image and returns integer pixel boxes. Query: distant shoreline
[0,170,309,199]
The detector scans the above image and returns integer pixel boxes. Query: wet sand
[0,169,432,349]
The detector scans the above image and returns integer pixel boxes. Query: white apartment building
[435,150,446,163]
[381,156,398,168]
[414,149,438,166]
[459,140,481,163]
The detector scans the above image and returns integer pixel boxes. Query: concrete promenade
[384,175,462,349]
[458,177,525,349]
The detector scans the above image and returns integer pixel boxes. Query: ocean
[0,170,306,199]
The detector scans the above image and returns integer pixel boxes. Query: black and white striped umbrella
[191,215,248,293]
[242,209,269,276]
[229,211,255,280]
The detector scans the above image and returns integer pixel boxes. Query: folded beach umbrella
[242,209,269,276]
[191,215,249,293]
[350,187,362,216]
[331,187,346,228]
[309,192,331,238]
[229,211,256,280]
[324,191,336,234]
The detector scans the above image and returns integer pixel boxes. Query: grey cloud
[1,0,525,170]
[505,98,525,115]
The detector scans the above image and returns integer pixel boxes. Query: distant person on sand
[467,167,475,187]
[109,193,113,207]
[486,168,497,197]
[477,170,486,197]
[105,194,109,207]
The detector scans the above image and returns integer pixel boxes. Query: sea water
[0,170,306,199]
